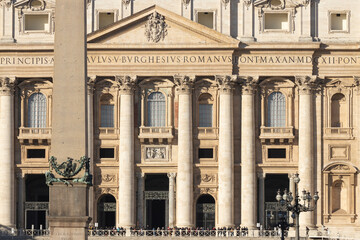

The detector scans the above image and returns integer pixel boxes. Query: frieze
[146,147,166,159]
[1,55,360,66]
[145,12,168,43]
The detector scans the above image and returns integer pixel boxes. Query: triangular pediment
[87,5,239,48]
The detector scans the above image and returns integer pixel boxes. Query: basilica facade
[0,0,359,237]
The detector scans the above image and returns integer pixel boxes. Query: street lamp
[276,173,319,240]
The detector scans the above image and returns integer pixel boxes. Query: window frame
[99,93,115,128]
[328,10,350,33]
[259,9,294,33]
[197,93,214,128]
[145,90,167,127]
[267,91,286,127]
[27,92,47,128]
[21,11,54,34]
[194,9,217,30]
[96,9,118,30]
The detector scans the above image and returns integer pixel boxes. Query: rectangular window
[330,13,348,31]
[264,13,289,31]
[199,104,212,127]
[268,148,286,159]
[100,104,114,127]
[199,148,213,158]
[24,14,49,31]
[99,12,115,29]
[27,149,46,158]
[197,12,214,29]
[100,148,115,158]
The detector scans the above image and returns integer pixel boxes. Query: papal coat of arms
[145,12,168,43]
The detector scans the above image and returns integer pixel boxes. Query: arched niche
[323,162,357,224]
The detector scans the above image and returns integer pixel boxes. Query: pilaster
[0,77,15,228]
[0,0,15,43]
[167,172,176,228]
[117,75,137,228]
[216,75,236,227]
[240,76,258,229]
[136,172,145,228]
[174,75,194,227]
[238,0,255,42]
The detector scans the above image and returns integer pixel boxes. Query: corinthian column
[167,172,176,228]
[0,77,15,227]
[216,75,236,227]
[240,76,258,229]
[174,75,194,227]
[295,76,317,229]
[117,75,137,228]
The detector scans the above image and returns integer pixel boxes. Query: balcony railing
[197,127,218,139]
[259,126,294,143]
[98,127,119,139]
[18,127,52,143]
[324,127,353,140]
[138,126,173,142]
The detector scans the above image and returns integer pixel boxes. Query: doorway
[144,174,169,229]
[97,194,116,228]
[196,194,215,229]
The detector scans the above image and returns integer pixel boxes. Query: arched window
[331,93,346,127]
[100,94,114,128]
[267,92,286,127]
[198,93,213,127]
[28,92,46,128]
[147,92,166,127]
[196,194,215,229]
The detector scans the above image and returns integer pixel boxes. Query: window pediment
[254,0,309,10]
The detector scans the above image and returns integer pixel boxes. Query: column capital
[239,76,259,95]
[216,75,237,94]
[0,0,13,8]
[174,75,194,94]
[354,76,360,95]
[0,77,16,96]
[136,172,145,179]
[295,75,318,95]
[87,76,96,93]
[167,172,177,179]
[115,75,137,94]
[257,172,266,179]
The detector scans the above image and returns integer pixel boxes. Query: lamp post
[276,173,319,240]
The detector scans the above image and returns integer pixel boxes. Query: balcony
[138,126,173,143]
[197,127,218,140]
[324,127,354,140]
[97,127,119,140]
[259,126,294,143]
[18,127,51,144]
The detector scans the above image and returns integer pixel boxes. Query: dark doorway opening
[146,200,166,229]
[25,174,49,229]
[264,174,289,229]
[97,194,116,228]
[144,174,168,229]
[196,194,215,229]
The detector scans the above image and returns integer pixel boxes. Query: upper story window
[28,92,47,128]
[331,93,346,127]
[97,10,117,30]
[195,10,216,30]
[329,11,350,33]
[147,92,166,127]
[264,12,289,31]
[198,93,213,127]
[100,94,114,128]
[267,92,286,127]
[24,14,49,32]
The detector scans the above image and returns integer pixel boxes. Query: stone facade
[0,0,359,237]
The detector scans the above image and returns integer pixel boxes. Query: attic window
[197,11,215,29]
[264,12,289,31]
[24,14,49,32]
[98,12,115,29]
[330,12,349,32]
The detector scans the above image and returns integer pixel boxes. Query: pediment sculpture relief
[145,12,168,43]
[254,0,309,9]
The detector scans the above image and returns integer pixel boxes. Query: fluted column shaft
[240,77,258,229]
[118,76,136,228]
[296,76,316,229]
[168,173,176,228]
[217,76,235,227]
[175,75,193,227]
[0,77,15,227]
